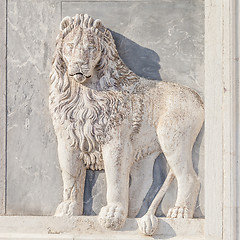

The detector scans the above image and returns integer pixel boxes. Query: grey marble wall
[5,0,204,217]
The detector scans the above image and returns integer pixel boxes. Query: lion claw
[167,206,191,218]
[98,203,127,230]
[138,214,158,236]
[54,200,81,216]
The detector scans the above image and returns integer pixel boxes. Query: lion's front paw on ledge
[54,200,82,216]
[98,204,127,230]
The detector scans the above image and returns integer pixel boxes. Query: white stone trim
[205,0,239,239]
[0,0,7,215]
[0,216,204,239]
[222,0,239,239]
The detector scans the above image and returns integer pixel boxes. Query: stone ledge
[0,233,204,240]
[0,216,204,239]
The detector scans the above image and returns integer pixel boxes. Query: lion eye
[65,43,74,52]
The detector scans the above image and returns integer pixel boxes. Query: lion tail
[147,169,175,215]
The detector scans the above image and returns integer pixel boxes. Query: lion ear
[60,16,72,31]
[93,19,105,33]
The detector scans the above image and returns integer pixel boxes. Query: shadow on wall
[83,170,103,216]
[136,154,168,218]
[110,31,162,81]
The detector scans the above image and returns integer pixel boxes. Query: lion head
[49,14,142,170]
[60,15,104,84]
[51,13,140,91]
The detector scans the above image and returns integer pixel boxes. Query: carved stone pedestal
[0,217,204,240]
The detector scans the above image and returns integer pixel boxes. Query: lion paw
[98,203,127,230]
[167,206,191,218]
[138,214,158,236]
[55,200,82,216]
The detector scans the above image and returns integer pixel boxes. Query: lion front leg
[55,136,86,216]
[98,135,132,230]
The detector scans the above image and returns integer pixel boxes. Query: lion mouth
[69,72,91,83]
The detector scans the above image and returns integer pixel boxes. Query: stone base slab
[0,233,204,240]
[0,216,204,239]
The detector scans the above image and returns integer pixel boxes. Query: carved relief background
[6,0,204,218]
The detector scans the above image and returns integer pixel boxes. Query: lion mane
[49,14,143,170]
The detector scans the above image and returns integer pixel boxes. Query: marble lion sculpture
[49,14,204,235]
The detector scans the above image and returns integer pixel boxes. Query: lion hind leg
[164,149,200,218]
[156,119,201,219]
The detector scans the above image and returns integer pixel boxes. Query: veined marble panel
[7,0,62,215]
[6,0,204,218]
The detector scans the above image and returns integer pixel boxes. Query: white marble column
[205,0,240,239]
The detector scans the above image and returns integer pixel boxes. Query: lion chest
[53,87,131,170]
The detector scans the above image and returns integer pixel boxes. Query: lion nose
[68,63,82,75]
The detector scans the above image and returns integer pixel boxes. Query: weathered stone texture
[7,0,62,215]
